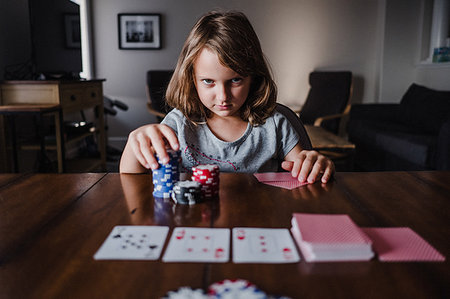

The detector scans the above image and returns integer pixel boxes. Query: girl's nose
[216,84,229,102]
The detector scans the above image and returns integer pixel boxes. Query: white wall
[380,0,450,103]
[92,0,384,139]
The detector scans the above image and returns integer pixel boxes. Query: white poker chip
[164,287,207,299]
[208,279,267,299]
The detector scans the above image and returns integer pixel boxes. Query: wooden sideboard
[0,80,106,173]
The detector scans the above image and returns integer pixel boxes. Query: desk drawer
[0,84,59,105]
[61,88,84,110]
[83,85,102,106]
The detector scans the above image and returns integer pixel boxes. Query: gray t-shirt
[161,109,299,173]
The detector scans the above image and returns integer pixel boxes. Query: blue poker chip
[152,149,181,199]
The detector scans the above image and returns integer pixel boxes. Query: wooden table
[0,172,449,298]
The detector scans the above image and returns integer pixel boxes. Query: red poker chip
[192,164,220,200]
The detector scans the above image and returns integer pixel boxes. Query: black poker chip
[171,180,203,205]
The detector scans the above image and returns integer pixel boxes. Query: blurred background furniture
[103,95,128,171]
[0,104,63,172]
[305,124,355,171]
[348,83,450,171]
[276,103,312,150]
[296,71,353,135]
[146,70,173,122]
[0,80,106,173]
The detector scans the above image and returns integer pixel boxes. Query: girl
[120,11,334,184]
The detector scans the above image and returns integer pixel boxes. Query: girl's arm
[282,144,335,183]
[119,124,179,173]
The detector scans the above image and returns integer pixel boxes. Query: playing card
[253,172,308,190]
[254,172,296,182]
[232,228,300,263]
[362,227,446,262]
[94,226,169,260]
[162,227,230,263]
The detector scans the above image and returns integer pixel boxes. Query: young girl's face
[193,47,251,119]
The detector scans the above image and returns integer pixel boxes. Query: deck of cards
[291,213,374,262]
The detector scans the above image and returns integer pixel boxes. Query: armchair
[297,71,352,135]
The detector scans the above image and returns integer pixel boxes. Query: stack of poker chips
[171,180,203,205]
[152,149,181,199]
[192,164,220,199]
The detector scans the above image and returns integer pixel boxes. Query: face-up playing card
[162,227,230,263]
[94,226,169,260]
[232,228,300,263]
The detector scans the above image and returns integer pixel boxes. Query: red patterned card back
[362,227,445,262]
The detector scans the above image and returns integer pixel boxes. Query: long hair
[165,11,277,125]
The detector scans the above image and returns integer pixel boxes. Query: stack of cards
[291,213,374,262]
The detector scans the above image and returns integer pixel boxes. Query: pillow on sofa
[400,83,450,133]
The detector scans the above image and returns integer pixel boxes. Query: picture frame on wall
[64,14,81,49]
[118,13,161,49]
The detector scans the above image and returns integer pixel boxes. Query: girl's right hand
[119,124,179,173]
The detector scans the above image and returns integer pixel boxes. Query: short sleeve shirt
[161,109,299,173]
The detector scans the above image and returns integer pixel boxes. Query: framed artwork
[64,14,81,49]
[118,13,161,49]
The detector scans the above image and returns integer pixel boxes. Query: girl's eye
[202,79,214,85]
[231,78,242,84]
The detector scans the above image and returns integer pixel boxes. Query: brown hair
[165,10,277,125]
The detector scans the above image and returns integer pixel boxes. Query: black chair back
[276,103,312,150]
[300,71,352,134]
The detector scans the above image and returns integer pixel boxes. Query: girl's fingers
[298,153,315,183]
[321,161,335,183]
[129,135,151,169]
[291,154,304,179]
[281,161,294,172]
[307,158,323,183]
[160,125,180,151]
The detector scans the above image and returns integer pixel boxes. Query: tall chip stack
[152,149,181,198]
[192,164,220,199]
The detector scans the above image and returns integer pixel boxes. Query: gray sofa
[348,83,450,171]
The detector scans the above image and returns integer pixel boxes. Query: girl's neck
[206,115,248,142]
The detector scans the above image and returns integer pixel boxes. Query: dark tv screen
[29,0,82,78]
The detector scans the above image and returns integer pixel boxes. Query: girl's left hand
[282,150,335,184]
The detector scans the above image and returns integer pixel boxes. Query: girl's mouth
[216,104,232,110]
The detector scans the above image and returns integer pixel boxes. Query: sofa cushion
[349,120,437,168]
[375,131,436,168]
[400,83,450,133]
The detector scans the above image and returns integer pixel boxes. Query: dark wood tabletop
[0,171,449,299]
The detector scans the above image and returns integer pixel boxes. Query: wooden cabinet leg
[54,110,65,173]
